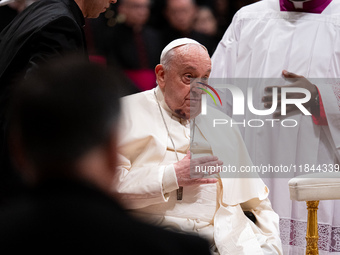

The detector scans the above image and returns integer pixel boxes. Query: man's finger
[262,94,281,102]
[185,150,191,159]
[191,160,223,172]
[263,95,281,108]
[193,155,219,164]
[264,86,281,93]
[262,95,272,102]
[284,104,296,115]
[190,178,218,184]
[264,102,272,109]
[282,70,303,80]
[199,160,223,168]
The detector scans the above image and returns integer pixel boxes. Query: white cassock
[210,0,340,254]
[113,86,282,255]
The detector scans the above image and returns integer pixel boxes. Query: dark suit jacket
[0,0,86,86]
[0,0,87,204]
[0,5,18,33]
[0,179,212,255]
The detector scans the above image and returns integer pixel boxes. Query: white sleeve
[211,12,240,79]
[112,92,180,210]
[210,12,241,117]
[112,153,179,210]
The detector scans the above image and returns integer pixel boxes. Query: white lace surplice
[210,0,340,254]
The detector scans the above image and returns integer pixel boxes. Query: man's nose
[196,81,208,92]
[190,83,204,95]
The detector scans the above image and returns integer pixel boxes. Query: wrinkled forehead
[171,45,211,74]
[173,44,210,65]
[175,43,208,55]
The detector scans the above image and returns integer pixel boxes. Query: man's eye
[201,77,208,83]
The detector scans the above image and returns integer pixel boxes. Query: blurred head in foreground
[9,56,120,193]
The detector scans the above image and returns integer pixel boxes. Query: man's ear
[155,64,165,90]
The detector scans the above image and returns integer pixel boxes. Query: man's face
[194,7,217,36]
[165,0,196,33]
[119,0,150,27]
[83,0,116,18]
[156,45,211,120]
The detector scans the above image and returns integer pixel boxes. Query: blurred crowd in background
[0,0,260,93]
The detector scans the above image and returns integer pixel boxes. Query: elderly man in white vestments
[210,0,340,254]
[113,38,283,255]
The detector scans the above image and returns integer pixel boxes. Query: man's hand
[174,151,223,186]
[262,70,318,117]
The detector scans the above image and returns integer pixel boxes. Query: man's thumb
[282,70,303,79]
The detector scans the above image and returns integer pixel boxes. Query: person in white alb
[113,38,283,255]
[210,0,340,254]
